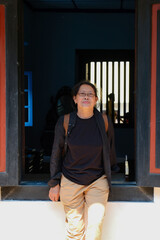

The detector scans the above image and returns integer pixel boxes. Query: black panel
[136,0,151,186]
[1,184,153,202]
[156,10,160,168]
[109,185,153,202]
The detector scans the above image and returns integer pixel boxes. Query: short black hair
[72,81,98,97]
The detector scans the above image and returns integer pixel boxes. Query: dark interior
[23,0,135,184]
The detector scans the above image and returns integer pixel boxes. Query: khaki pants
[60,174,109,240]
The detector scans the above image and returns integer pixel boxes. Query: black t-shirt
[62,115,104,185]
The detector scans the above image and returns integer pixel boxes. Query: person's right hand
[49,184,60,202]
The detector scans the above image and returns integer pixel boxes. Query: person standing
[48,81,111,240]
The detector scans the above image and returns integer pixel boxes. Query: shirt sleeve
[48,115,65,188]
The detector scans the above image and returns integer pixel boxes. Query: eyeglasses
[78,92,95,98]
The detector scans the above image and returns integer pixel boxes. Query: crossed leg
[60,174,109,240]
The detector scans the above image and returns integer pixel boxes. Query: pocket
[60,174,73,203]
[59,174,64,199]
[98,175,109,192]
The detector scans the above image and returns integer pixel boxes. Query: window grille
[85,61,130,125]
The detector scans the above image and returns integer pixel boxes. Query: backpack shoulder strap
[102,112,108,132]
[63,113,70,136]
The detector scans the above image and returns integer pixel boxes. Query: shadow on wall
[40,86,75,156]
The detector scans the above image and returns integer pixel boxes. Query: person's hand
[49,184,60,202]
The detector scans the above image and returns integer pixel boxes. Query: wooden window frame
[136,0,160,186]
[1,0,159,201]
[0,0,20,186]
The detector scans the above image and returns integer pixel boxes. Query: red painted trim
[0,5,6,172]
[150,4,160,174]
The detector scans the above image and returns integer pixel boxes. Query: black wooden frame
[0,0,22,185]
[136,0,160,186]
[0,0,157,201]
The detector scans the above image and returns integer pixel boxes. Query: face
[73,84,98,110]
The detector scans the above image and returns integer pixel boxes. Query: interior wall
[24,5,135,158]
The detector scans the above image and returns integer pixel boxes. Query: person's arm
[48,116,65,200]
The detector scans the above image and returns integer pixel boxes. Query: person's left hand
[49,184,60,202]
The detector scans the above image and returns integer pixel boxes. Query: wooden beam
[150,4,160,173]
[0,5,6,172]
